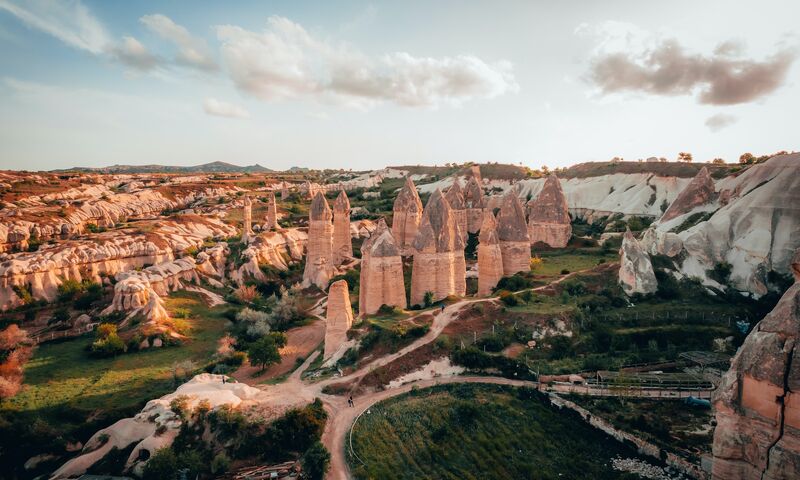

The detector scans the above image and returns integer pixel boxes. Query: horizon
[0,0,798,170]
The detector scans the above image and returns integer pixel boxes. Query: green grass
[0,291,231,475]
[349,383,648,480]
[532,251,617,277]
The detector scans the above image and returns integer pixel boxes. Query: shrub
[301,441,331,480]
[423,291,435,308]
[247,332,287,372]
[234,284,261,304]
[142,447,179,480]
[211,452,230,475]
[561,280,587,296]
[499,291,518,307]
[90,323,125,357]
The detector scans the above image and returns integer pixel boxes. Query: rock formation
[359,218,407,316]
[324,280,354,360]
[527,174,572,248]
[51,374,264,480]
[242,195,253,243]
[235,229,307,283]
[496,191,531,276]
[410,189,466,306]
[445,181,468,242]
[618,228,658,295]
[661,166,716,222]
[464,175,485,234]
[332,190,352,265]
[477,211,504,295]
[640,227,683,257]
[392,177,424,255]
[264,191,278,230]
[302,192,335,289]
[712,249,800,479]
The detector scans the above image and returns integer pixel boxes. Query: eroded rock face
[332,190,352,266]
[359,219,406,316]
[618,228,657,295]
[496,191,531,276]
[445,181,468,242]
[527,174,572,248]
[235,228,307,283]
[392,177,424,255]
[302,192,335,289]
[640,227,683,258]
[324,279,354,360]
[661,166,716,222]
[265,191,278,231]
[712,249,800,479]
[0,216,235,310]
[50,374,264,480]
[477,211,504,295]
[464,174,485,234]
[410,189,466,306]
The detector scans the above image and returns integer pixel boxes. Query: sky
[0,0,797,171]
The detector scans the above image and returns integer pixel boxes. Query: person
[222,377,226,384]
[348,396,354,407]
[441,304,445,313]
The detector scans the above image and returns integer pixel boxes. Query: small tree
[142,447,179,480]
[248,333,287,373]
[423,291,435,308]
[677,152,693,162]
[301,441,331,480]
[711,158,726,165]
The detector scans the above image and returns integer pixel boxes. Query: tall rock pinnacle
[302,192,334,289]
[265,191,278,231]
[527,173,572,248]
[477,211,504,295]
[618,228,657,295]
[464,172,485,234]
[324,279,354,360]
[242,195,253,243]
[392,177,424,256]
[359,218,407,316]
[445,181,468,242]
[332,190,352,265]
[496,191,531,276]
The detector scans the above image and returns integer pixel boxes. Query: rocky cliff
[712,249,800,479]
[660,166,716,222]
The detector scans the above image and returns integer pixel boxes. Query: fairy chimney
[392,177,424,255]
[332,190,352,265]
[410,189,466,306]
[302,192,334,289]
[359,218,407,316]
[464,174,485,234]
[661,166,716,222]
[445,181,468,242]
[264,191,278,231]
[477,211,504,295]
[324,279,354,360]
[618,228,657,295]
[242,195,253,243]
[527,174,571,248]
[496,191,531,276]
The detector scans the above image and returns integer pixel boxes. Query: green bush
[301,441,331,480]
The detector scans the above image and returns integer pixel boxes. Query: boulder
[359,219,407,316]
[332,190,352,266]
[410,189,466,306]
[477,211,504,295]
[391,177,424,255]
[496,191,531,276]
[302,192,335,289]
[712,249,800,479]
[661,166,715,222]
[618,228,658,295]
[527,174,572,248]
[324,280,354,360]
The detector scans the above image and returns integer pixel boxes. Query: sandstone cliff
[496,191,531,276]
[359,219,407,316]
[527,174,572,248]
[332,190,353,266]
[410,189,466,306]
[712,249,800,479]
[302,192,335,289]
[477,211,504,295]
[392,177,424,255]
[618,228,658,295]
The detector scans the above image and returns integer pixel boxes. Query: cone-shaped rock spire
[359,218,407,316]
[496,191,531,275]
[527,174,572,247]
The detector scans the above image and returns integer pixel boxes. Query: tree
[142,447,178,480]
[711,158,726,165]
[677,152,693,162]
[739,152,755,164]
[423,291,435,308]
[0,325,33,402]
[247,333,287,372]
[301,441,331,480]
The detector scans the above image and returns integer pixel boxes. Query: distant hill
[55,161,274,174]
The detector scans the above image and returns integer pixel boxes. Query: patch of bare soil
[442,302,502,336]
[502,343,526,359]
[231,318,324,384]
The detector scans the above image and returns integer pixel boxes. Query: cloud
[203,98,249,118]
[110,36,161,71]
[215,16,517,108]
[705,113,738,132]
[0,0,110,53]
[140,14,217,72]
[581,24,796,105]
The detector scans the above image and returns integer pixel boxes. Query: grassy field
[0,291,231,476]
[532,250,618,277]
[349,383,648,480]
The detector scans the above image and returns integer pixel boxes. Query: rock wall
[324,280,354,360]
[527,174,572,248]
[392,177,424,255]
[477,211,504,295]
[618,229,657,295]
[302,192,335,289]
[332,190,352,266]
[410,189,466,306]
[712,249,800,479]
[496,192,531,276]
[359,219,407,316]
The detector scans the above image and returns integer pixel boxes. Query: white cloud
[705,113,738,132]
[110,36,161,71]
[215,16,517,109]
[140,14,217,72]
[0,0,110,53]
[203,97,250,118]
